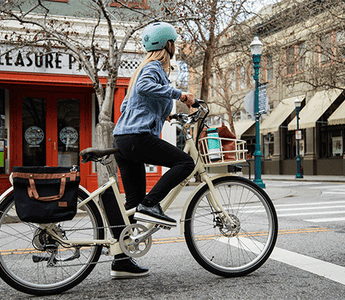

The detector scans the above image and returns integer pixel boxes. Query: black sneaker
[134,203,177,227]
[111,255,149,279]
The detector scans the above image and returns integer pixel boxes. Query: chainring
[119,224,152,258]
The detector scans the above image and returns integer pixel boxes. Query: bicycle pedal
[156,224,172,230]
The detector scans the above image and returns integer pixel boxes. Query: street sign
[259,83,268,114]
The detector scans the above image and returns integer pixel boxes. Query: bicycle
[0,100,278,296]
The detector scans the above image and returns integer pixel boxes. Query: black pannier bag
[12,166,80,223]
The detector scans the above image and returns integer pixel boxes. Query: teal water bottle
[207,128,221,161]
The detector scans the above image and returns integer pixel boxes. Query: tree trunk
[200,45,213,101]
[228,111,236,136]
[95,121,117,186]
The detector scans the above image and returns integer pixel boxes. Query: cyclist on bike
[111,22,195,278]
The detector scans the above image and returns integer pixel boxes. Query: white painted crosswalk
[272,182,345,222]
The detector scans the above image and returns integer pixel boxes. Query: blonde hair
[127,40,175,96]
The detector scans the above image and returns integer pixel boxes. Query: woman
[111,22,195,279]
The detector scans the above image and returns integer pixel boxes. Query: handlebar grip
[191,99,201,108]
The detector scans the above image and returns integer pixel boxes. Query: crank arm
[128,226,160,246]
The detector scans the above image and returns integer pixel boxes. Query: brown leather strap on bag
[12,171,79,202]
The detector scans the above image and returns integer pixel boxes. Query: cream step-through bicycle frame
[0,100,278,297]
[35,114,247,257]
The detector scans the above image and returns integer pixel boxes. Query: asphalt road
[2,179,345,299]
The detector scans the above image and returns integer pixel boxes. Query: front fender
[179,173,234,235]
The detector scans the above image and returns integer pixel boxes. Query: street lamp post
[295,97,303,178]
[250,35,265,188]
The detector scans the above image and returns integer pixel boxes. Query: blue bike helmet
[142,22,178,52]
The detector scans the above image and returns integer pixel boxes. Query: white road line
[277,205,345,212]
[309,185,345,189]
[221,237,345,285]
[304,217,345,223]
[243,205,345,214]
[265,200,345,208]
[322,191,345,194]
[278,210,345,217]
[270,247,345,285]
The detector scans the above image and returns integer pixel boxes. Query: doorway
[14,90,87,168]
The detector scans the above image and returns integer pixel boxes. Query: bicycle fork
[201,174,237,230]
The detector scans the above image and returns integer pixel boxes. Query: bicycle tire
[0,188,104,296]
[184,176,278,277]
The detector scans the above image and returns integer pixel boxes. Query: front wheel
[0,189,104,296]
[184,176,278,277]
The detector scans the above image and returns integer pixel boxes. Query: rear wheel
[0,189,104,296]
[184,176,278,277]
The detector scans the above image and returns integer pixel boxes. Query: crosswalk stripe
[322,191,345,194]
[309,185,345,189]
[219,236,345,285]
[270,200,345,208]
[278,210,345,217]
[270,247,345,285]
[276,205,345,212]
[304,217,345,222]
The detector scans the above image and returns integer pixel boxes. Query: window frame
[285,42,306,76]
[318,32,334,67]
[265,55,273,82]
[237,65,247,90]
[319,30,345,66]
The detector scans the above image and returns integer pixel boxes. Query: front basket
[199,137,248,167]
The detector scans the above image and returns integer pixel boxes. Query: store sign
[0,46,143,77]
[0,48,95,76]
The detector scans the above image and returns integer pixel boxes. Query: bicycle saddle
[79,148,119,163]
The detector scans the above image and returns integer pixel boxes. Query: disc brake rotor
[219,214,241,237]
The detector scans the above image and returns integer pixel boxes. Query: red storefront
[0,69,161,194]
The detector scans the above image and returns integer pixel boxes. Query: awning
[234,120,255,139]
[288,89,343,131]
[328,100,345,125]
[260,96,303,135]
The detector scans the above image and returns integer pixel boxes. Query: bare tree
[260,0,345,94]
[0,0,180,184]
[176,0,271,102]
[208,59,244,134]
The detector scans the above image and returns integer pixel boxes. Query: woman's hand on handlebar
[180,92,195,108]
[166,114,173,122]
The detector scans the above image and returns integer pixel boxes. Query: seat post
[101,158,117,178]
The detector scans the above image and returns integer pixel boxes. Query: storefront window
[332,136,343,156]
[263,134,274,159]
[286,131,296,159]
[245,137,255,159]
[320,127,344,158]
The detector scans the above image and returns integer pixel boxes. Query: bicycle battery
[99,187,125,239]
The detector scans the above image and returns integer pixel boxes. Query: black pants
[114,133,195,210]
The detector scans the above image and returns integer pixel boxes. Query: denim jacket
[113,61,181,137]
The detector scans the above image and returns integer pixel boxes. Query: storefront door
[20,91,84,167]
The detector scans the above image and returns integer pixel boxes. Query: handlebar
[171,99,208,121]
